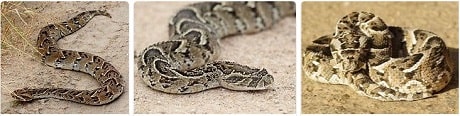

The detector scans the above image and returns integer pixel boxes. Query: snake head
[330,33,369,72]
[337,49,367,71]
[253,69,275,89]
[94,10,112,18]
[220,68,274,91]
[11,88,34,101]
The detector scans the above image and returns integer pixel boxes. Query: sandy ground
[134,2,296,114]
[1,1,129,114]
[301,2,458,114]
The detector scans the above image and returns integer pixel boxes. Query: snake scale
[11,10,125,105]
[303,11,453,101]
[138,2,295,94]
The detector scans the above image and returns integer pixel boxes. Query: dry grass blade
[1,1,42,63]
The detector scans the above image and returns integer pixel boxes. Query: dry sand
[134,2,296,114]
[1,1,129,114]
[302,2,458,114]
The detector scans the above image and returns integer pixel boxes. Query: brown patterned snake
[138,2,295,93]
[11,10,125,105]
[303,11,453,101]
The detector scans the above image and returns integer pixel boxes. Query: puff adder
[11,10,125,105]
[138,2,295,94]
[303,11,453,101]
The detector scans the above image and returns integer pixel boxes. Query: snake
[303,11,453,101]
[137,2,295,94]
[10,10,125,105]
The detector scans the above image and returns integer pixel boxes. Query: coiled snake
[303,11,453,101]
[11,10,125,105]
[138,2,295,93]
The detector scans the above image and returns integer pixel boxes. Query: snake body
[11,10,125,105]
[303,12,453,101]
[138,2,295,94]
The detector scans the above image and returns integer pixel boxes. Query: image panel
[301,1,458,114]
[134,1,296,114]
[1,1,129,114]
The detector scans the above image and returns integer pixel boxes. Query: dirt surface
[1,1,129,114]
[301,2,458,114]
[134,2,296,114]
